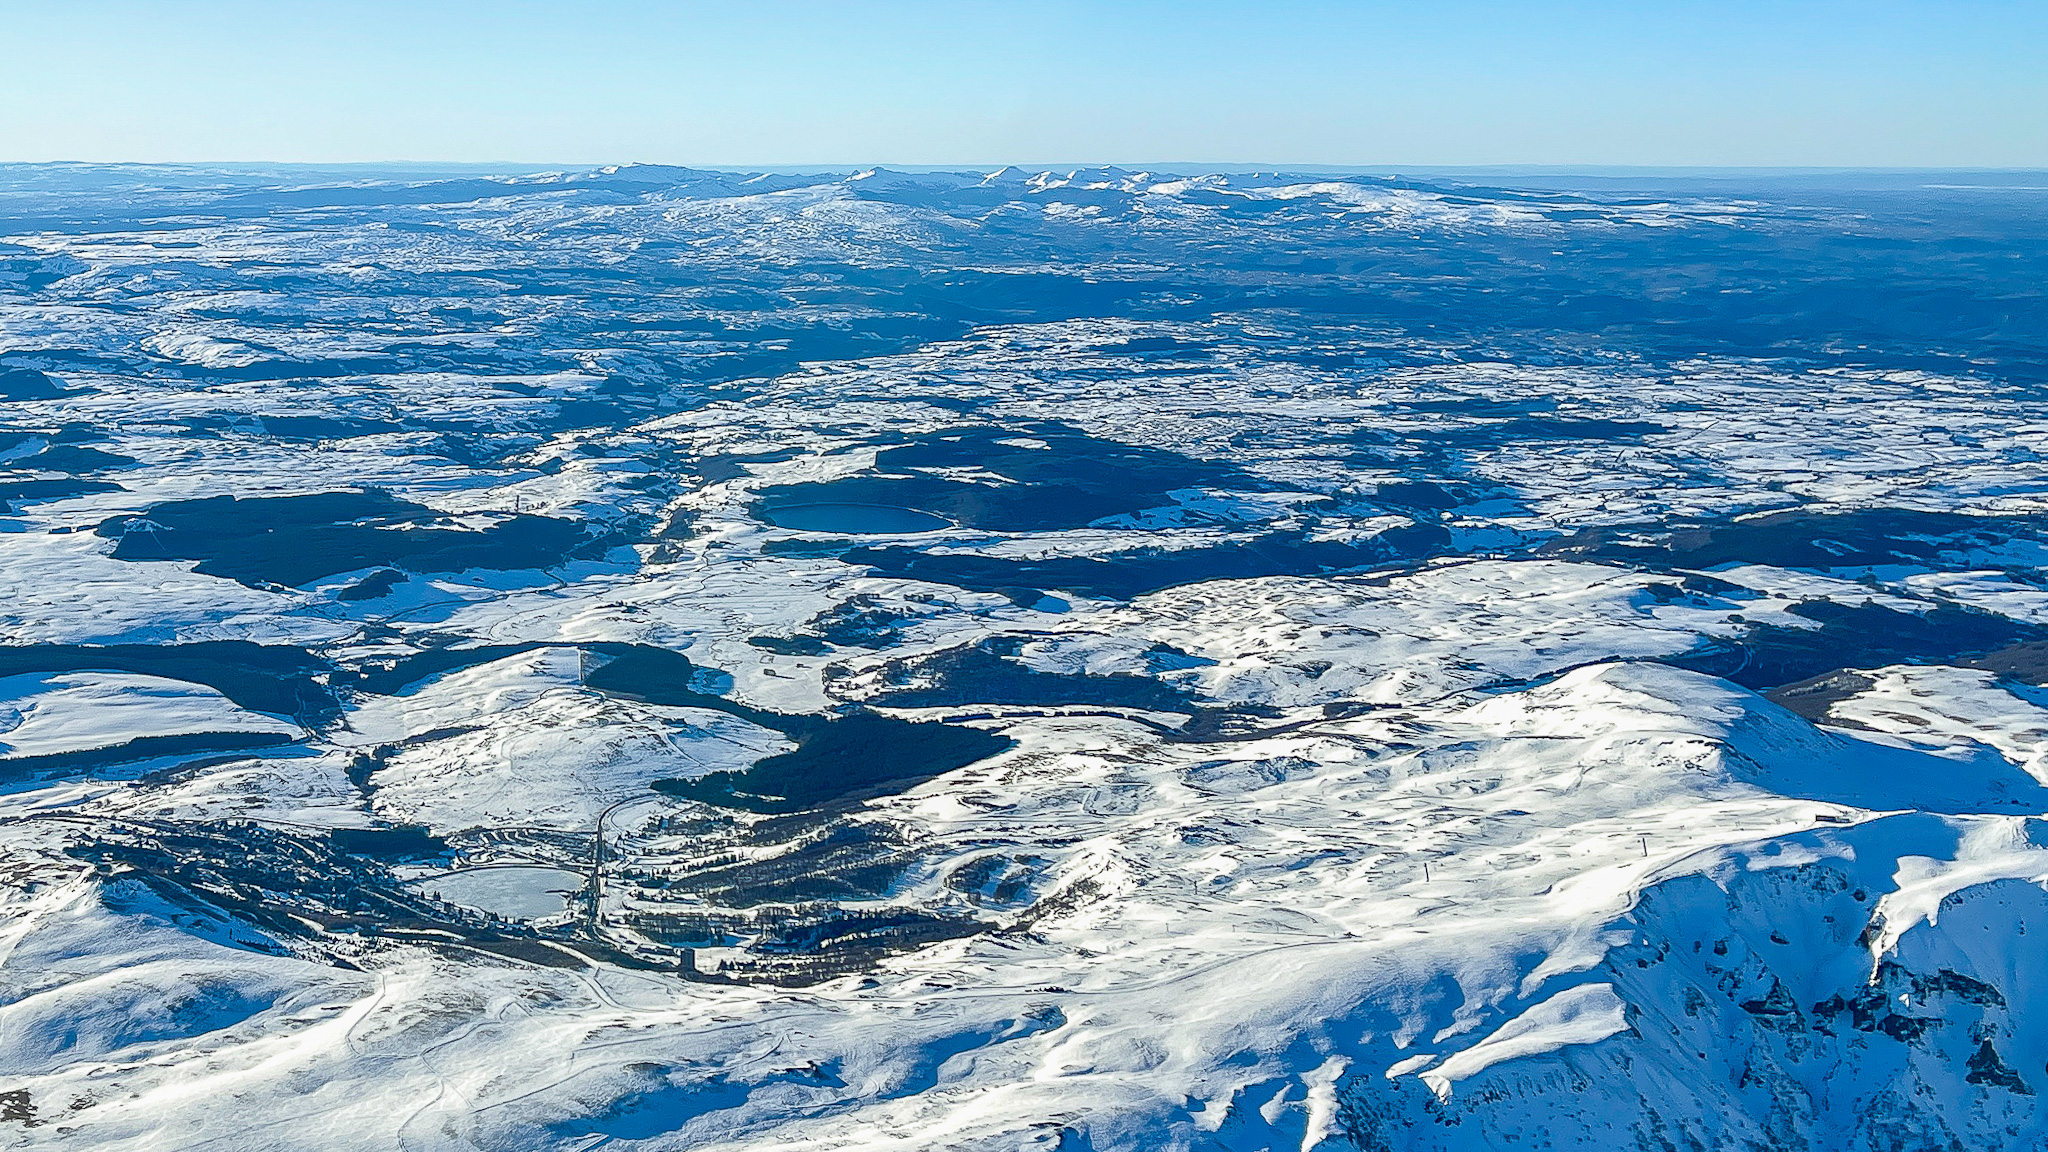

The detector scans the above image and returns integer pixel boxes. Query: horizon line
[7,160,2048,176]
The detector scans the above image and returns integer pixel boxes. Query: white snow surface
[0,672,295,760]
[2,164,2047,1151]
[8,655,2048,1150]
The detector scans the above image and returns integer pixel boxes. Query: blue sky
[3,0,2044,167]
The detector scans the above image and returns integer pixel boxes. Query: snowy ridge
[6,661,2048,1148]
[0,163,2046,1148]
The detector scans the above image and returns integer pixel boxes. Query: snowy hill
[0,163,2046,1149]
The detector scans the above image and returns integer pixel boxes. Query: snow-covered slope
[1,163,2046,1149]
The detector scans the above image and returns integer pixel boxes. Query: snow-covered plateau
[1,163,2047,1150]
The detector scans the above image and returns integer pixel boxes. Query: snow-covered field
[0,163,2046,1149]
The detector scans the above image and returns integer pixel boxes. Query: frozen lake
[414,866,583,921]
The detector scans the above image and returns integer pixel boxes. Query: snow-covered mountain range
[2,163,2047,1150]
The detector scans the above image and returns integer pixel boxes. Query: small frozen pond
[414,866,583,921]
[761,502,950,534]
